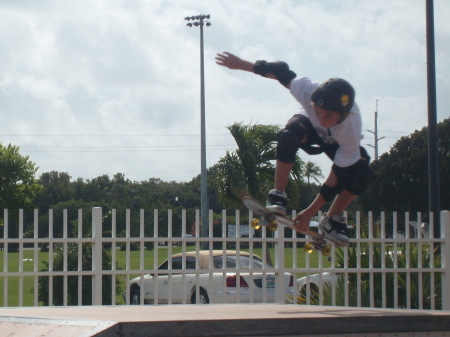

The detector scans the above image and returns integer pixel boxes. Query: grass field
[0,245,332,306]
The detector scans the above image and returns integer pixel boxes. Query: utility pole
[185,14,211,248]
[367,100,385,161]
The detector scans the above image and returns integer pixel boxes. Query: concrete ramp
[0,315,116,337]
[0,304,449,336]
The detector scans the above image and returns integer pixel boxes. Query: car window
[213,256,235,268]
[157,256,197,274]
[213,255,268,269]
[186,256,197,269]
[171,257,183,269]
[158,260,169,270]
[155,260,169,276]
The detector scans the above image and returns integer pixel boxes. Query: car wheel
[191,289,209,304]
[130,287,141,305]
[300,284,319,303]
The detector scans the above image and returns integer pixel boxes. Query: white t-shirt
[289,77,363,168]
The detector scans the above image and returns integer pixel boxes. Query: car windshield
[213,255,269,269]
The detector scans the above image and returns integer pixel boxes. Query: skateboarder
[216,51,374,246]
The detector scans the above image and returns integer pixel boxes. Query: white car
[123,250,294,304]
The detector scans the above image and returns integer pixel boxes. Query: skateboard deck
[242,195,336,255]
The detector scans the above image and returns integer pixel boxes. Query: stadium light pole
[185,15,211,248]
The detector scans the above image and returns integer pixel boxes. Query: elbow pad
[253,60,296,87]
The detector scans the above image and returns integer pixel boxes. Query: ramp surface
[0,304,449,336]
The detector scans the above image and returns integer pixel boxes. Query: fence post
[274,224,285,304]
[92,207,103,305]
[441,210,450,310]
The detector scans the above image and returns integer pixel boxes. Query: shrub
[38,243,122,305]
[295,240,442,309]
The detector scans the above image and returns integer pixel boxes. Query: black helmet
[311,78,355,114]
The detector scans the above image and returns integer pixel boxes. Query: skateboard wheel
[322,245,331,256]
[268,220,278,231]
[304,242,314,254]
[251,218,261,230]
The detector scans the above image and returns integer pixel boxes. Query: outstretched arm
[215,52,255,73]
[216,52,285,82]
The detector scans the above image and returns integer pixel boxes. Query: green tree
[303,161,323,186]
[34,171,74,210]
[213,122,304,209]
[36,200,98,240]
[0,143,41,210]
[0,144,41,251]
[357,117,450,215]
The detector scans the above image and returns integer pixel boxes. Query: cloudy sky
[1,0,449,185]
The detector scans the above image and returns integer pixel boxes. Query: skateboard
[242,195,334,255]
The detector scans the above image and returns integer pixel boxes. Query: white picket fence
[1,208,449,310]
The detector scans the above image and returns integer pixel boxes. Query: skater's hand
[216,52,252,71]
[293,211,313,232]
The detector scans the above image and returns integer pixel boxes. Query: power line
[19,144,235,149]
[19,147,237,153]
[0,133,231,137]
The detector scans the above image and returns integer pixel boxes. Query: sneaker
[266,189,288,216]
[318,213,350,246]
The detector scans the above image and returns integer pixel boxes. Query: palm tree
[303,161,323,185]
[213,122,304,209]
